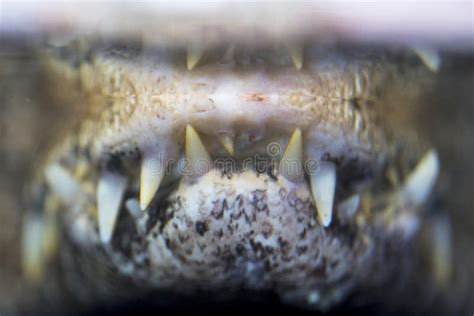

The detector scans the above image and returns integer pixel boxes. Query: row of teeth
[186,43,440,72]
[98,125,337,244]
[45,125,439,245]
[186,43,304,70]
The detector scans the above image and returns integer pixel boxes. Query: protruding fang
[310,162,336,227]
[429,215,452,287]
[287,44,304,70]
[337,194,360,221]
[280,128,303,182]
[42,212,59,262]
[140,155,164,210]
[412,46,441,72]
[21,214,46,283]
[185,124,212,177]
[187,43,204,70]
[97,172,127,244]
[401,150,439,206]
[125,198,142,219]
[218,133,234,155]
[44,164,81,204]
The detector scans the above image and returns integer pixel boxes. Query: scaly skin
[15,39,448,315]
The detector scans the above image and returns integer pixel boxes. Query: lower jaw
[40,124,437,309]
[65,168,413,310]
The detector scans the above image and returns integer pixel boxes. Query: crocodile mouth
[24,40,442,308]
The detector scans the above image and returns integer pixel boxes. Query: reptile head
[15,3,458,313]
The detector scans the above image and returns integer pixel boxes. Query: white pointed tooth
[218,133,234,155]
[186,125,212,176]
[42,213,59,261]
[187,43,204,70]
[310,162,336,227]
[21,214,46,283]
[337,194,360,221]
[287,44,304,70]
[402,150,439,206]
[429,215,452,287]
[280,128,303,182]
[97,172,127,244]
[140,155,164,210]
[125,198,142,219]
[412,46,441,72]
[44,164,81,204]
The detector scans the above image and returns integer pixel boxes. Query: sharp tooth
[22,205,61,276]
[125,198,142,219]
[42,212,59,261]
[337,194,360,221]
[280,128,303,182]
[309,162,336,227]
[412,46,441,72]
[187,43,204,71]
[186,124,212,176]
[218,133,234,155]
[140,155,164,210]
[97,172,127,244]
[44,164,81,204]
[429,215,452,287]
[287,44,304,70]
[402,150,439,206]
[21,214,46,283]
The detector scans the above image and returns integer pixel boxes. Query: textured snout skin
[136,171,367,306]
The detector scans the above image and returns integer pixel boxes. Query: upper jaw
[76,43,391,171]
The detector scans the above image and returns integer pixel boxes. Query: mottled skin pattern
[140,171,360,304]
[12,41,446,315]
